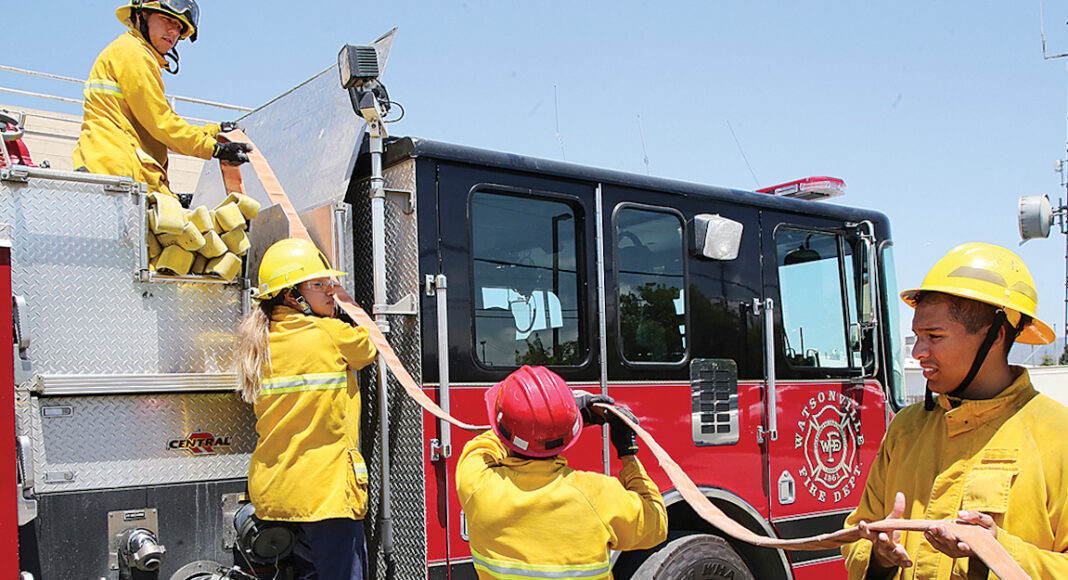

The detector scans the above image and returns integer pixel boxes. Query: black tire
[615,532,755,580]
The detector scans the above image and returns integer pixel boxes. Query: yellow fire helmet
[256,238,346,300]
[901,242,1054,345]
[116,0,199,42]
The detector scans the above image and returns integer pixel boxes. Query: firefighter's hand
[606,407,640,458]
[219,121,242,133]
[573,390,614,426]
[859,492,912,572]
[923,510,997,559]
[212,141,252,165]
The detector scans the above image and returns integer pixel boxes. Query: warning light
[755,176,845,201]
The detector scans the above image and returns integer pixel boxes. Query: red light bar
[755,176,845,201]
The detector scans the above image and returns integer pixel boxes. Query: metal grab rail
[0,64,253,112]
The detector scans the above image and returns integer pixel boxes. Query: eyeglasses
[301,280,338,292]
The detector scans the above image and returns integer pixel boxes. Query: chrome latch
[430,438,452,461]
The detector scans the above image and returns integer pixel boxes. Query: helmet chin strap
[162,48,180,75]
[924,310,1013,411]
[134,8,181,75]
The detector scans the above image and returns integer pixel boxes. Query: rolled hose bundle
[146,191,259,280]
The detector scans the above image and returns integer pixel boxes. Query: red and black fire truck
[3,33,907,580]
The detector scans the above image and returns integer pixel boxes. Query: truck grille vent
[690,359,739,446]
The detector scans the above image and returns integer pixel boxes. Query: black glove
[219,121,241,133]
[212,141,252,165]
[573,390,614,426]
[606,407,640,458]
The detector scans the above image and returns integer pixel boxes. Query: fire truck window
[471,192,582,366]
[776,229,851,368]
[616,207,686,363]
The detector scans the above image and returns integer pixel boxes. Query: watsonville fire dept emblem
[793,390,863,503]
[167,431,232,456]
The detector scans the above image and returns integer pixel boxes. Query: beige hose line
[216,132,1028,579]
[600,405,1028,579]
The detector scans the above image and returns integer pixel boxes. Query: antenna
[727,120,760,188]
[554,85,566,161]
[637,114,650,175]
[1040,0,1068,59]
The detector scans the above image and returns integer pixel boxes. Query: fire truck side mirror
[692,214,742,261]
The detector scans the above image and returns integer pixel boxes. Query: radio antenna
[727,120,760,188]
[637,114,650,175]
[554,85,566,160]
[1040,0,1068,59]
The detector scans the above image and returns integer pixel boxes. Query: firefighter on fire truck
[843,243,1068,579]
[72,0,251,199]
[457,365,668,579]
[234,238,377,579]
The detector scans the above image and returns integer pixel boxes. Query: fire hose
[218,130,1029,580]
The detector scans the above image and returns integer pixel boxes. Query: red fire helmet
[484,365,582,458]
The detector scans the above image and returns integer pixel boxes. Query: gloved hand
[219,121,241,133]
[573,390,614,426]
[212,141,252,165]
[606,407,640,458]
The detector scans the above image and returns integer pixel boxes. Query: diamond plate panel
[19,391,255,493]
[1,176,243,375]
[351,158,427,579]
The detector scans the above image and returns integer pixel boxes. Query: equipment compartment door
[759,212,886,563]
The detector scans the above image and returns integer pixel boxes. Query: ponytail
[234,295,283,403]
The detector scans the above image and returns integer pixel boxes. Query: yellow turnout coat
[73,31,219,196]
[843,368,1068,578]
[248,305,377,521]
[457,430,668,579]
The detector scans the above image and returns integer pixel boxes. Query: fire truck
[3,32,907,580]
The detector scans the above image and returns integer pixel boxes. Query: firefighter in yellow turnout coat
[457,366,667,579]
[842,243,1068,579]
[74,1,251,197]
[235,238,377,580]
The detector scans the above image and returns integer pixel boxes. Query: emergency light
[337,45,380,89]
[756,176,845,201]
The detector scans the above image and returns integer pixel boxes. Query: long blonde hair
[234,295,284,403]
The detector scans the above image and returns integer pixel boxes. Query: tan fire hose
[217,131,1028,579]
[600,405,1029,579]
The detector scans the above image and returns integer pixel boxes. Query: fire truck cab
[4,39,906,580]
[362,137,903,580]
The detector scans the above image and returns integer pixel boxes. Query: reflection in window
[472,192,582,366]
[616,207,686,363]
[776,229,853,368]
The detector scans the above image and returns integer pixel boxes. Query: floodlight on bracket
[338,44,395,133]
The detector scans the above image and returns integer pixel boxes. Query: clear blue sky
[6,1,1068,353]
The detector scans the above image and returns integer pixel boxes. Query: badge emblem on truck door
[794,390,863,503]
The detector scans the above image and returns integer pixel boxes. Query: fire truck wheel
[168,560,227,580]
[614,532,755,580]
